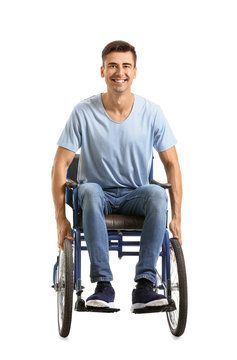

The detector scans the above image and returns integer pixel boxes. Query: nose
[115,66,124,77]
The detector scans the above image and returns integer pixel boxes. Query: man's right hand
[57,218,73,251]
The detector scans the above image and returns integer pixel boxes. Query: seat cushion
[78,213,144,230]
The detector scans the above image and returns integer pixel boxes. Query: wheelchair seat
[79,213,144,230]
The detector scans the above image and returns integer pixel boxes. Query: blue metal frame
[65,228,171,295]
[53,227,172,300]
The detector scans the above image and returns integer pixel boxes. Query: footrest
[74,298,120,312]
[133,299,176,314]
[86,306,120,313]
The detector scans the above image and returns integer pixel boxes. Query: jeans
[78,183,168,284]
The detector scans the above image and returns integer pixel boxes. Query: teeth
[114,79,126,83]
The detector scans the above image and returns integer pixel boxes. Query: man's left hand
[169,217,182,245]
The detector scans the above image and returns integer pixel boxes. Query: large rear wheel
[56,238,73,338]
[166,238,188,336]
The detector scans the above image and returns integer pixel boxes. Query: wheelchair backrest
[67,154,80,182]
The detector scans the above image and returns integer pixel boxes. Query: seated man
[51,40,182,311]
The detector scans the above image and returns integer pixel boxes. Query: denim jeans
[78,183,168,284]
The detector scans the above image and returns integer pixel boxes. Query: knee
[78,183,104,207]
[145,185,168,211]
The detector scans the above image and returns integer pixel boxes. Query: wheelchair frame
[52,155,188,338]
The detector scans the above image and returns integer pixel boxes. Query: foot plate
[86,306,120,313]
[132,299,176,314]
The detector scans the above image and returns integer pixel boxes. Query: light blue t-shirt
[57,93,177,188]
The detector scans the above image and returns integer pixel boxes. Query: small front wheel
[56,238,73,338]
[166,238,188,337]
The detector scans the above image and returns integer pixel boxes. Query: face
[101,51,137,94]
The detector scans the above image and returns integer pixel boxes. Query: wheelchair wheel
[166,238,188,337]
[56,238,73,338]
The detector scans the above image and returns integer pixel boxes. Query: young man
[51,40,182,311]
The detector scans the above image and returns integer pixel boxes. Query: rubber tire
[166,238,188,337]
[57,238,73,338]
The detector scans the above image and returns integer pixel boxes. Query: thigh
[118,184,168,216]
[78,182,103,201]
[78,182,116,215]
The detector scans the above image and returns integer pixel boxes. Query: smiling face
[101,51,137,95]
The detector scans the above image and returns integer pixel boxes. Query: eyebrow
[108,62,133,66]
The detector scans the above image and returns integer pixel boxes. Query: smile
[112,79,127,83]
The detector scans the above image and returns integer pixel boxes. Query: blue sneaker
[131,279,168,312]
[86,282,115,308]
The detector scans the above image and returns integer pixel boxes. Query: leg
[78,183,113,283]
[117,185,168,311]
[118,184,168,284]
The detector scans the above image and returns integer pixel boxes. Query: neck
[101,91,134,114]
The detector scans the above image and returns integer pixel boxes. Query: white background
[1,0,236,358]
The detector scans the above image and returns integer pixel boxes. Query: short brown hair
[102,40,137,67]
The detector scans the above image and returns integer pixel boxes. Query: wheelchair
[52,154,188,338]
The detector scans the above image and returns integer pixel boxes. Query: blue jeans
[78,183,168,284]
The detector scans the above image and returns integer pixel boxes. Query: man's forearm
[51,147,75,249]
[165,162,182,220]
[51,163,68,223]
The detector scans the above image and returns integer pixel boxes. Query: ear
[101,66,104,78]
[133,67,137,79]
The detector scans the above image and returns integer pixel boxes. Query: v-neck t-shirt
[57,93,177,188]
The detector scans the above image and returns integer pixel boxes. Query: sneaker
[86,281,115,308]
[131,278,168,311]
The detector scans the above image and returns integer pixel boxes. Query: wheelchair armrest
[65,179,79,209]
[66,179,78,189]
[150,179,172,189]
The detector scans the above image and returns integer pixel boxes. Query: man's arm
[158,146,183,245]
[51,146,75,250]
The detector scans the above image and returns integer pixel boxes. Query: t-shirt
[57,93,177,188]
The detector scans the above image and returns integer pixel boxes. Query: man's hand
[57,218,73,251]
[169,217,182,245]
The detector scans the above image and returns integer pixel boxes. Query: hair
[102,40,137,67]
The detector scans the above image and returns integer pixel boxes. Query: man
[51,40,182,311]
